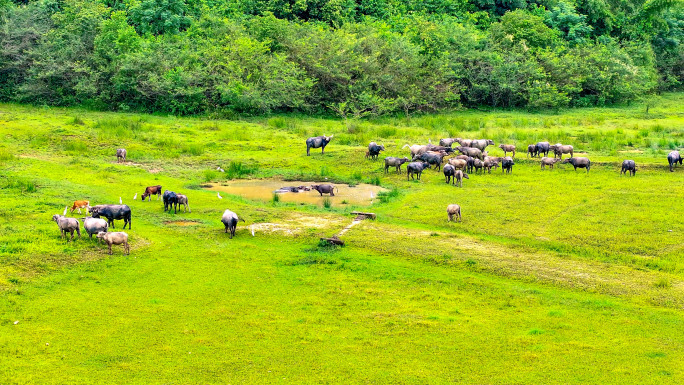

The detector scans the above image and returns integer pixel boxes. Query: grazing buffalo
[447,204,462,222]
[90,204,131,229]
[668,151,682,172]
[540,157,561,170]
[456,138,473,147]
[443,164,456,184]
[499,144,515,158]
[221,209,245,239]
[456,146,483,160]
[142,185,162,201]
[471,158,484,174]
[470,139,494,152]
[163,191,178,213]
[407,161,430,181]
[562,157,591,172]
[367,142,385,160]
[52,215,80,241]
[384,157,410,174]
[535,142,551,158]
[83,217,108,239]
[414,151,445,171]
[306,135,333,156]
[116,148,127,163]
[448,158,467,170]
[502,157,514,174]
[310,184,337,196]
[439,138,458,147]
[620,160,637,176]
[483,158,498,173]
[552,144,574,159]
[97,231,129,255]
[70,200,90,214]
[176,194,191,212]
[527,144,537,158]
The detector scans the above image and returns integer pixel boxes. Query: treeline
[0,0,682,116]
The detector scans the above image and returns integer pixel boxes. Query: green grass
[0,95,683,383]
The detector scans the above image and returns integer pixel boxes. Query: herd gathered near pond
[51,132,682,249]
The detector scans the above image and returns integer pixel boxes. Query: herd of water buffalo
[51,135,682,251]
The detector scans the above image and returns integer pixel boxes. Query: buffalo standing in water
[306,135,333,156]
[621,160,637,176]
[562,157,591,172]
[310,184,337,196]
[221,209,245,239]
[668,151,682,172]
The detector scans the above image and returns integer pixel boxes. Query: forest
[0,0,682,115]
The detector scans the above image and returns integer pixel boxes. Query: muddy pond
[205,180,386,206]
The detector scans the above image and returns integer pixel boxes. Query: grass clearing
[0,95,683,383]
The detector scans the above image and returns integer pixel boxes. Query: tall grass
[225,161,255,179]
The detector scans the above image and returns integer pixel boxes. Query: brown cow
[142,185,162,201]
[70,200,90,214]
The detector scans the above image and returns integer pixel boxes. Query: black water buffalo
[367,142,385,160]
[563,157,591,172]
[163,191,178,213]
[407,161,430,181]
[668,151,682,172]
[501,157,514,174]
[621,160,636,176]
[310,184,337,196]
[116,148,127,163]
[384,157,410,174]
[535,142,551,157]
[221,209,245,239]
[527,144,537,158]
[90,204,131,229]
[306,135,333,156]
[414,151,445,171]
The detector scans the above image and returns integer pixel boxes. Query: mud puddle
[205,179,386,206]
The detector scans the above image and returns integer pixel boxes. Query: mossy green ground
[1,95,683,383]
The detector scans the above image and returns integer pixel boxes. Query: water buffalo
[621,160,636,176]
[116,148,127,163]
[414,151,445,171]
[443,164,456,184]
[535,142,550,157]
[439,138,458,147]
[527,144,537,158]
[499,144,515,158]
[471,139,494,152]
[540,157,561,170]
[142,185,162,201]
[483,158,499,173]
[447,204,462,222]
[448,158,467,170]
[502,157,514,174]
[52,215,80,241]
[426,144,454,154]
[310,184,337,196]
[384,157,410,174]
[83,217,108,239]
[456,146,483,160]
[97,231,129,255]
[221,209,245,239]
[176,194,191,212]
[455,138,473,147]
[562,157,591,172]
[471,158,484,174]
[306,135,333,156]
[402,144,430,158]
[552,144,574,159]
[70,200,90,214]
[668,151,682,172]
[407,161,430,181]
[90,204,131,229]
[367,142,385,160]
[163,191,178,213]
[275,186,311,193]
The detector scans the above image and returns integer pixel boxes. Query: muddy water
[205,180,386,206]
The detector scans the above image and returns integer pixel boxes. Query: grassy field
[1,94,683,383]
